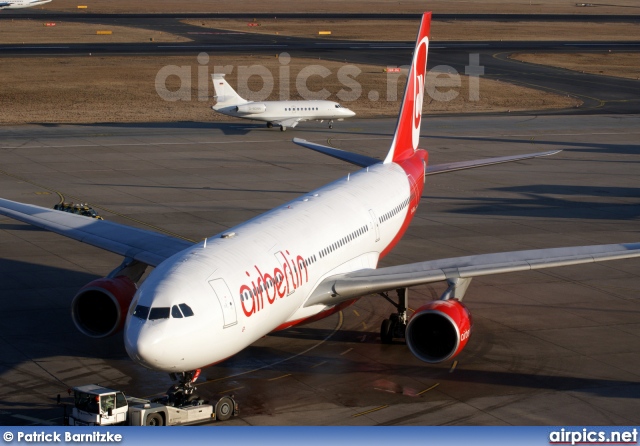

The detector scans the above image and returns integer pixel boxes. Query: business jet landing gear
[266,122,273,128]
[379,288,409,344]
[167,369,201,407]
[280,126,287,132]
[328,120,333,129]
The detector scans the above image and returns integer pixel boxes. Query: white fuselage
[0,0,51,9]
[124,161,416,372]
[214,100,355,124]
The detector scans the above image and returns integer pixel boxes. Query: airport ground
[0,115,639,426]
[0,2,639,427]
[10,0,640,15]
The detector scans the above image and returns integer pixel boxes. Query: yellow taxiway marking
[340,348,353,356]
[310,361,327,369]
[353,310,360,317]
[268,374,291,381]
[417,383,440,395]
[351,405,389,418]
[449,360,458,373]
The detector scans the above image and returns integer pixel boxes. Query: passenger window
[179,303,194,317]
[132,305,150,320]
[171,305,183,318]
[148,307,170,320]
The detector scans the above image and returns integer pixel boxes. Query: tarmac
[0,114,638,425]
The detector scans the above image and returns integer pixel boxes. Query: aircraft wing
[0,2,13,6]
[0,198,193,267]
[274,118,302,129]
[304,242,640,307]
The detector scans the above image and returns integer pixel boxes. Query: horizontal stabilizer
[305,242,640,308]
[293,138,380,167]
[426,150,562,176]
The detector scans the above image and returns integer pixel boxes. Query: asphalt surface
[0,115,638,425]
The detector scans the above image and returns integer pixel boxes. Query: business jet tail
[211,74,248,109]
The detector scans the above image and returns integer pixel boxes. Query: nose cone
[124,318,168,370]
[344,108,356,117]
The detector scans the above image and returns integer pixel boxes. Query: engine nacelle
[71,276,137,338]
[236,103,266,114]
[405,299,472,364]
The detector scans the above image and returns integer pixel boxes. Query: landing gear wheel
[381,318,394,344]
[329,123,333,129]
[267,122,273,128]
[280,126,286,132]
[146,413,163,426]
[216,397,234,421]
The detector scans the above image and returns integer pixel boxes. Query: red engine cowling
[405,299,472,363]
[71,276,138,338]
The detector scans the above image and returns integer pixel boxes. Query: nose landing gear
[166,369,202,407]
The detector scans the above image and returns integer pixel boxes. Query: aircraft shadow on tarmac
[216,344,640,400]
[432,134,640,157]
[425,184,640,220]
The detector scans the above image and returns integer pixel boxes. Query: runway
[0,114,638,425]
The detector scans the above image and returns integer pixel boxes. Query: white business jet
[211,74,356,131]
[0,0,51,9]
[1,13,640,398]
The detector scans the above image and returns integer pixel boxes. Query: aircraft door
[208,279,238,328]
[369,209,380,242]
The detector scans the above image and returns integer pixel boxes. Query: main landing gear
[379,288,409,344]
[266,122,273,128]
[280,126,287,132]
[328,120,333,129]
[166,369,202,407]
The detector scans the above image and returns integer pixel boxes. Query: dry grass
[0,20,190,44]
[510,52,640,80]
[183,19,640,42]
[0,55,580,125]
[37,0,640,15]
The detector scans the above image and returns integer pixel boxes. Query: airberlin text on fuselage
[239,250,308,317]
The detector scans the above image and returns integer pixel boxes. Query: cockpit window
[179,303,194,317]
[171,305,183,318]
[148,307,170,320]
[132,305,150,320]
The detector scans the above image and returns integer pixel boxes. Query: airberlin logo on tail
[412,36,428,151]
[239,250,309,317]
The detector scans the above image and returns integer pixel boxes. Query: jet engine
[71,276,138,338]
[405,299,472,363]
[236,103,266,114]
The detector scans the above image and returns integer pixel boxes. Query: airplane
[211,74,356,131]
[0,0,51,9]
[1,12,640,397]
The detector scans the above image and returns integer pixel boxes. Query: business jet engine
[236,103,266,114]
[405,299,472,363]
[71,276,138,338]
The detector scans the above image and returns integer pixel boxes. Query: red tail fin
[383,12,431,164]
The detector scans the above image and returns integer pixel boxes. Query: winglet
[383,12,431,164]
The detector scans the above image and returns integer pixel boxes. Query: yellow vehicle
[53,202,103,220]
